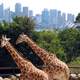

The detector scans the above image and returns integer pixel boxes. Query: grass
[68,57,80,66]
[68,57,80,73]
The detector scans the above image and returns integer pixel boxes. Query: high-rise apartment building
[35,14,41,24]
[15,3,21,16]
[49,9,58,28]
[0,3,4,21]
[41,9,49,28]
[4,8,10,22]
[61,13,66,28]
[67,13,74,22]
[29,10,33,17]
[34,14,42,29]
[23,7,28,16]
[57,11,62,28]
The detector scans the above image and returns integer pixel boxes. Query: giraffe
[0,35,49,80]
[16,33,70,80]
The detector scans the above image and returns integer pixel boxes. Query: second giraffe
[16,33,70,80]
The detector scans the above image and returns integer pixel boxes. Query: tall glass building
[0,4,4,21]
[67,13,74,22]
[41,9,49,28]
[23,7,28,16]
[15,3,21,16]
[49,9,58,28]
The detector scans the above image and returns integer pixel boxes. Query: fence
[0,66,80,75]
[69,66,80,74]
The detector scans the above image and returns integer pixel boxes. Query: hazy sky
[0,0,80,16]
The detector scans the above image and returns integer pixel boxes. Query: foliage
[32,30,66,61]
[11,16,35,34]
[69,57,80,65]
[75,13,80,23]
[33,28,80,63]
[0,15,80,66]
[0,16,35,37]
[59,28,80,62]
[0,16,35,67]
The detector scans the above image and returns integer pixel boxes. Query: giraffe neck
[4,41,26,69]
[24,36,50,64]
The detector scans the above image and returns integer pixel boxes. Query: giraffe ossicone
[1,35,11,47]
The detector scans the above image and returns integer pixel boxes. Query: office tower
[0,3,4,21]
[41,9,49,28]
[4,8,10,22]
[57,11,62,28]
[15,3,21,16]
[61,13,66,28]
[49,9,58,28]
[35,14,41,24]
[29,10,33,17]
[23,7,28,16]
[67,13,74,22]
[34,14,42,29]
[10,11,15,22]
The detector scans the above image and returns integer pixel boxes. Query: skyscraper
[61,13,66,28]
[34,14,42,30]
[49,9,58,28]
[57,11,62,28]
[23,7,28,16]
[29,10,33,17]
[35,14,41,24]
[15,3,21,16]
[0,3,4,21]
[41,9,49,28]
[10,11,15,22]
[4,8,10,22]
[67,13,74,22]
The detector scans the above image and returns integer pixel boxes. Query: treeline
[0,16,36,67]
[32,29,80,63]
[0,16,80,67]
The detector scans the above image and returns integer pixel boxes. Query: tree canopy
[0,16,35,37]
[32,30,66,61]
[0,16,80,67]
[75,13,80,23]
[59,28,80,62]
[0,16,36,67]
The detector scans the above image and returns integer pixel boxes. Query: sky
[0,0,80,16]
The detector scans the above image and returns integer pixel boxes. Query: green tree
[32,30,66,61]
[0,16,36,67]
[10,16,35,35]
[59,28,80,62]
[75,13,80,23]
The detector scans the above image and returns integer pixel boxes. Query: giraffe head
[16,33,28,44]
[0,35,10,47]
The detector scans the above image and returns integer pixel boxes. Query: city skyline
[0,0,79,16]
[0,3,75,29]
